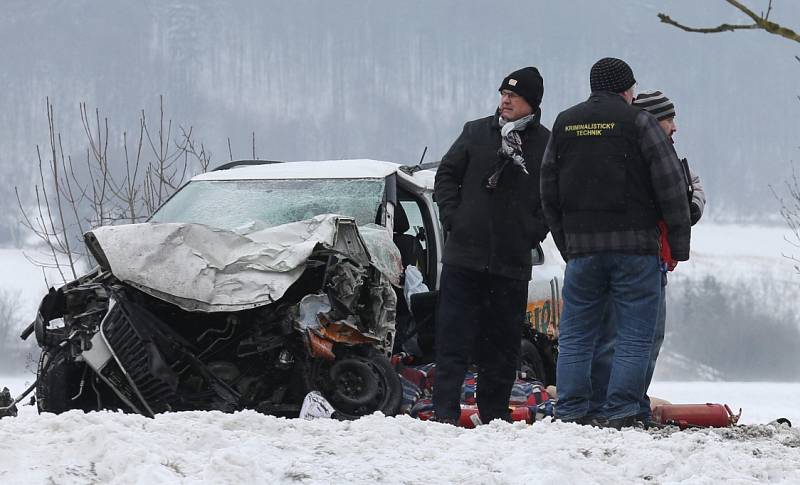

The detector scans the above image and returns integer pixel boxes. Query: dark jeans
[432,264,527,423]
[590,274,667,419]
[555,253,660,421]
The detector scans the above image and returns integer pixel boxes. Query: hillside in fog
[1,0,799,245]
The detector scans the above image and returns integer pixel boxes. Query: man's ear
[622,87,635,104]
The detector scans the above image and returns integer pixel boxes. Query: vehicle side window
[394,194,433,285]
[399,201,425,243]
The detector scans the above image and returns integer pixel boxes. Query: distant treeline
[662,275,800,381]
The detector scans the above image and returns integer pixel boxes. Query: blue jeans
[590,277,666,419]
[555,253,661,421]
[587,310,614,417]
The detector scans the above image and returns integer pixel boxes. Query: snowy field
[2,376,799,485]
[1,225,799,483]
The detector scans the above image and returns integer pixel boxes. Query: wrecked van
[18,159,564,418]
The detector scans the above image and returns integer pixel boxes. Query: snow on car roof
[197,159,400,181]
[193,159,436,190]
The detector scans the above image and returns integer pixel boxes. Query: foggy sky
[1,0,798,238]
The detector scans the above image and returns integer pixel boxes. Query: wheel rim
[328,358,380,409]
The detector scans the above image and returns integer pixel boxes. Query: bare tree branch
[659,0,800,43]
[770,162,800,273]
[657,14,758,34]
[16,96,214,285]
[764,0,774,21]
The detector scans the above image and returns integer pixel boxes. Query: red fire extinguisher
[653,403,741,429]
[457,405,534,428]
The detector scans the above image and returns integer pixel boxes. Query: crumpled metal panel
[357,223,403,287]
[366,274,398,354]
[85,214,402,312]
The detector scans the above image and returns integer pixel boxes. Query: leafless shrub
[16,96,211,286]
[770,164,800,272]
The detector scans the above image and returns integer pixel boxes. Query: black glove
[690,202,702,225]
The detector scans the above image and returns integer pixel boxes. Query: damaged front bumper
[22,215,404,418]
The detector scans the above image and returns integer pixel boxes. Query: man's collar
[589,91,629,104]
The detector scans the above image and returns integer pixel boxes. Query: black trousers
[432,264,527,423]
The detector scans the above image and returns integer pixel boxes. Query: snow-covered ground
[2,376,799,484]
[2,225,799,483]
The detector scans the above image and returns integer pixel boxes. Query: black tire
[365,352,403,417]
[329,358,380,408]
[519,339,547,384]
[321,351,402,419]
[36,350,96,414]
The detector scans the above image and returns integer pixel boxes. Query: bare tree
[16,97,212,286]
[771,163,800,272]
[659,1,800,272]
[658,0,800,43]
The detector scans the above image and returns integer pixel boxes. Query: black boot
[604,415,643,430]
[430,414,459,426]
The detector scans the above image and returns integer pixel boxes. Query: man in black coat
[433,67,550,424]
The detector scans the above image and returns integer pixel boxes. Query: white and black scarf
[486,112,534,190]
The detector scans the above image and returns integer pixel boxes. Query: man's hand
[667,259,678,271]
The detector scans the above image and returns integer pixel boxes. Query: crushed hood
[84,214,402,312]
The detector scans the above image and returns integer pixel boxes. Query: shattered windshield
[150,178,385,231]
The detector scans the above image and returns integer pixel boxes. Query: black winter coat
[434,110,550,281]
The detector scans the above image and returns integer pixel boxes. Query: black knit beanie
[633,90,676,121]
[498,67,544,108]
[590,58,636,93]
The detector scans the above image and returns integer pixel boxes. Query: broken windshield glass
[150,178,385,231]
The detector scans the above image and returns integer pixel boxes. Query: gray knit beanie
[633,90,676,121]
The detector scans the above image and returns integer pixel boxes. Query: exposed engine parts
[26,218,403,419]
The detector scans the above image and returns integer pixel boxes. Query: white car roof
[192,159,436,191]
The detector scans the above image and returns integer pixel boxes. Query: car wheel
[329,358,380,408]
[519,339,547,384]
[322,351,402,419]
[365,351,403,416]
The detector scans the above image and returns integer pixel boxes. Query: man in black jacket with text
[540,58,691,429]
[433,67,550,424]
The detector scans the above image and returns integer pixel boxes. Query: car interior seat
[392,202,425,272]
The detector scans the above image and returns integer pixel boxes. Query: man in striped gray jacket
[540,58,691,429]
[634,90,705,223]
[634,89,705,420]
